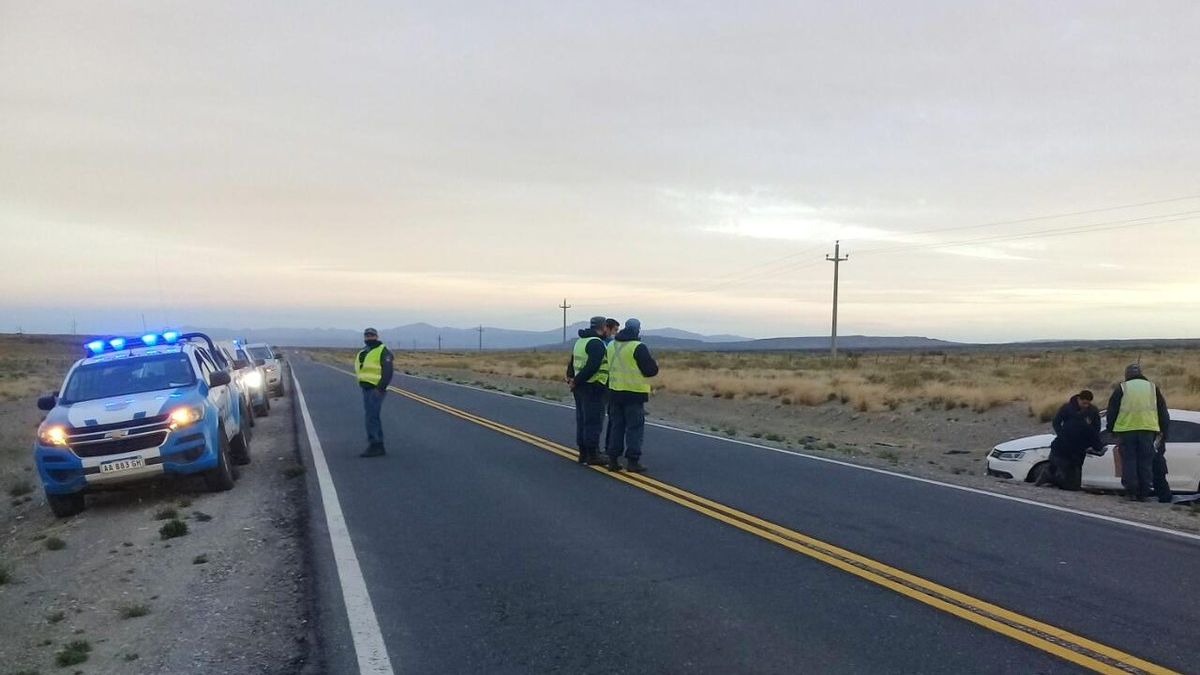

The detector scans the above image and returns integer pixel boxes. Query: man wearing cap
[605,318,659,473]
[355,328,394,458]
[566,316,610,465]
[1105,364,1170,502]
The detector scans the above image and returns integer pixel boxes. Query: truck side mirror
[209,371,232,388]
[37,393,58,411]
[233,359,249,370]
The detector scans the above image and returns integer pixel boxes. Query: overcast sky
[2,1,1199,342]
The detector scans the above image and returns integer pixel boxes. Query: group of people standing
[1043,363,1172,503]
[566,316,659,472]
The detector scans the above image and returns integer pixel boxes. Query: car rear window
[61,353,196,404]
[246,346,273,361]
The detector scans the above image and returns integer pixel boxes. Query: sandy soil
[0,388,312,674]
[400,364,1200,535]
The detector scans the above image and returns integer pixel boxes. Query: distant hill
[180,322,748,350]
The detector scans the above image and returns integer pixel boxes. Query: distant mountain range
[181,323,961,352]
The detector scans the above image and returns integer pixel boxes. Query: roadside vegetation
[307,345,1200,419]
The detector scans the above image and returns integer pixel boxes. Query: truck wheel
[47,490,85,518]
[204,427,237,491]
[230,419,251,466]
[254,393,270,417]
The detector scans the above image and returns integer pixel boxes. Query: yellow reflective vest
[1113,379,1161,433]
[355,344,386,386]
[572,336,608,385]
[607,340,651,394]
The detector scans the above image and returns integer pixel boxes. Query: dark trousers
[1118,431,1156,499]
[1153,452,1171,502]
[572,382,606,454]
[362,387,385,447]
[1048,449,1083,491]
[606,400,645,460]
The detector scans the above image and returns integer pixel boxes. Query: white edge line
[293,373,396,674]
[395,370,1200,544]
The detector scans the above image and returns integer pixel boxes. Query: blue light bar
[141,333,159,346]
[109,337,127,351]
[86,340,106,355]
[162,331,179,344]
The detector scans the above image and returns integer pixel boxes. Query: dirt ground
[0,388,311,674]
[396,363,1200,535]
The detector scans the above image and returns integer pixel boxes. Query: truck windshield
[246,346,273,361]
[61,353,196,404]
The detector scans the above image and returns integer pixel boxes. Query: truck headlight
[38,425,69,446]
[994,450,1026,461]
[168,406,205,430]
[244,371,264,389]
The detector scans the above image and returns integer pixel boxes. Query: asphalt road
[291,354,1199,675]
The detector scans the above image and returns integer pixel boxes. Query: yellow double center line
[335,364,1178,674]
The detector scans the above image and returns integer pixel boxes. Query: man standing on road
[567,316,610,466]
[1040,390,1103,491]
[1106,364,1170,502]
[355,327,394,458]
[605,318,659,473]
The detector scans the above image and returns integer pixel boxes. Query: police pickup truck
[33,332,250,517]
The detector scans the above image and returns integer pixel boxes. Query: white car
[986,408,1200,494]
[243,342,284,397]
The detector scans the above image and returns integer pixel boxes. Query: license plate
[100,457,145,474]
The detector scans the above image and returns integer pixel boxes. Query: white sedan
[986,408,1200,494]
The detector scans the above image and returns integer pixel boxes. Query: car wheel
[230,419,251,466]
[1027,461,1050,484]
[46,490,86,518]
[203,426,237,492]
[274,380,286,397]
[246,397,256,428]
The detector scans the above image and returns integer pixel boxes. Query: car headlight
[264,365,276,373]
[168,405,205,430]
[244,371,264,388]
[38,424,69,446]
[994,450,1027,461]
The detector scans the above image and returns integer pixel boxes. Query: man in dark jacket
[566,316,610,465]
[355,327,394,458]
[605,318,659,473]
[1041,390,1103,491]
[1106,364,1171,502]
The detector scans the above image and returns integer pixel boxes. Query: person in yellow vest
[604,318,658,473]
[1105,364,1170,502]
[566,316,610,465]
[355,327,394,458]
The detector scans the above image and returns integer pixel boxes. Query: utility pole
[477,325,484,352]
[412,338,417,351]
[826,240,849,363]
[71,319,77,336]
[437,335,442,352]
[559,298,572,344]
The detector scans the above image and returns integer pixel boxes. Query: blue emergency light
[85,330,180,355]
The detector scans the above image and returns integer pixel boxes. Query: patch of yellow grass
[303,345,1200,418]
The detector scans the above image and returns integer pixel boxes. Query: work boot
[576,449,587,465]
[605,457,622,472]
[625,459,647,473]
[585,453,605,466]
[359,444,386,458]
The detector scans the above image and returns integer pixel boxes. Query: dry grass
[308,345,1200,418]
[0,335,79,401]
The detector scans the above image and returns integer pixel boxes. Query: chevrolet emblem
[106,429,129,440]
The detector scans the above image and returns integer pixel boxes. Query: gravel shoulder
[0,386,312,674]
[400,364,1200,535]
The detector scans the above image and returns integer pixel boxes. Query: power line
[856,209,1200,257]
